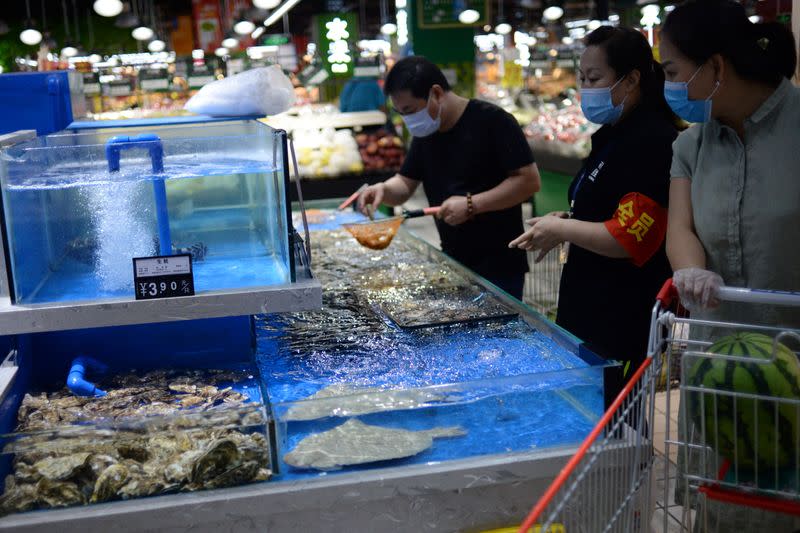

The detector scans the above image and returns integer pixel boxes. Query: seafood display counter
[0,206,631,532]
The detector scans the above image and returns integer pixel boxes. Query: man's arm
[473,163,540,214]
[357,174,420,212]
[438,163,540,226]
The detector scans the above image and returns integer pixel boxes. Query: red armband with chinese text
[603,192,667,267]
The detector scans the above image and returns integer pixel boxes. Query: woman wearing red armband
[510,27,680,408]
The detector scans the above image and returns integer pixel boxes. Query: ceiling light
[543,6,564,21]
[148,39,166,52]
[234,20,256,35]
[132,26,154,41]
[192,49,205,59]
[93,0,123,17]
[254,0,281,8]
[251,27,265,39]
[749,15,762,23]
[222,37,239,48]
[641,5,660,18]
[396,0,407,7]
[664,5,676,13]
[61,46,78,57]
[561,36,574,45]
[495,22,512,35]
[587,20,602,30]
[264,0,301,28]
[215,47,229,57]
[20,28,42,46]
[89,53,102,63]
[381,22,397,35]
[458,9,480,24]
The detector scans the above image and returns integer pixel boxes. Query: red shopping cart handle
[656,278,678,307]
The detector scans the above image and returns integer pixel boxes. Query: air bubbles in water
[84,182,155,292]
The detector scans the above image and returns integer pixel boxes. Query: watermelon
[686,332,800,470]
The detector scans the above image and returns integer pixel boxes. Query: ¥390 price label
[132,254,195,300]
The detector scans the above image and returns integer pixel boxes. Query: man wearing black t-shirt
[357,57,540,298]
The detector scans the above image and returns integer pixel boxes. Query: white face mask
[402,95,442,138]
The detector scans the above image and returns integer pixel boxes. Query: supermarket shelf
[262,110,387,132]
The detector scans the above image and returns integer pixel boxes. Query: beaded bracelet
[466,192,474,219]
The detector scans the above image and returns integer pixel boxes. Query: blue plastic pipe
[67,356,108,398]
[105,133,171,255]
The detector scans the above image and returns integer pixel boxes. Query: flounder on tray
[283,419,465,470]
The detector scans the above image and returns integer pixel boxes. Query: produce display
[294,128,364,179]
[355,130,405,173]
[525,102,598,159]
[687,332,800,470]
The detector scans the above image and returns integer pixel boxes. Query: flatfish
[284,383,447,421]
[283,419,465,470]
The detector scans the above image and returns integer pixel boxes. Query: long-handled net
[342,217,405,250]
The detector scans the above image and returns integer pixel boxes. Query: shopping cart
[655,281,800,532]
[516,292,666,533]
[517,279,800,533]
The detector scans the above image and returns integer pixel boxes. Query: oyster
[36,478,84,508]
[88,454,118,478]
[284,419,465,471]
[190,439,240,485]
[5,369,269,515]
[34,453,91,481]
[117,440,149,462]
[90,464,129,503]
[0,483,39,514]
[203,460,262,490]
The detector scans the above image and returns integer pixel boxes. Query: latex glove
[673,268,724,311]
[508,216,566,263]
[438,195,470,226]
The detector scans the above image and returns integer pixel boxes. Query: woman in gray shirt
[662,0,800,329]
[659,1,800,530]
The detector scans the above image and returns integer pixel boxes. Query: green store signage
[315,13,358,77]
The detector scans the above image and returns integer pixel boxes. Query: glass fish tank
[258,207,608,480]
[0,120,294,304]
[0,367,272,516]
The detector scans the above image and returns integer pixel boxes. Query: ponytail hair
[584,26,682,128]
[662,0,797,86]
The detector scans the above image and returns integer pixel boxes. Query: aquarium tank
[0,120,293,305]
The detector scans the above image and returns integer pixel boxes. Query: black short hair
[585,26,681,127]
[662,0,797,86]
[384,56,451,98]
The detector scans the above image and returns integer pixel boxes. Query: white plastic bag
[184,65,296,117]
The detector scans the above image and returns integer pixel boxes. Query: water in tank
[0,120,292,304]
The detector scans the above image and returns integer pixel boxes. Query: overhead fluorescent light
[264,0,302,28]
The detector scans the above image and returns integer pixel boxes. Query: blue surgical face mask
[580,77,627,125]
[402,94,442,138]
[664,65,720,123]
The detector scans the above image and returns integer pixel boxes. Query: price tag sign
[132,254,195,300]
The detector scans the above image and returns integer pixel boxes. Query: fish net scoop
[342,217,404,250]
